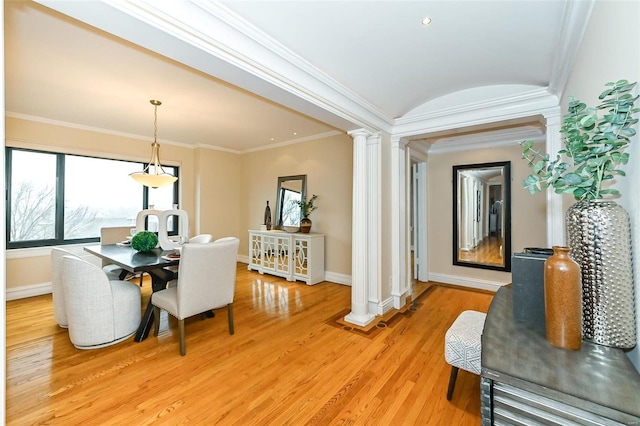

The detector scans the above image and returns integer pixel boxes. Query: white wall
[564,0,640,370]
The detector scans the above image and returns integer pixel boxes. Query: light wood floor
[458,236,504,266]
[6,265,494,425]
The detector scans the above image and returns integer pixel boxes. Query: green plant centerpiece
[130,230,158,252]
[295,194,318,233]
[521,79,638,200]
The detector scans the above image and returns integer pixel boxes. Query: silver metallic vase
[565,200,637,348]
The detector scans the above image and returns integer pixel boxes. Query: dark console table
[481,286,640,425]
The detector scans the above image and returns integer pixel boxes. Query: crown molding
[7,112,340,155]
[36,0,391,134]
[427,127,546,155]
[548,0,595,99]
[240,131,343,153]
[6,111,196,148]
[393,87,558,135]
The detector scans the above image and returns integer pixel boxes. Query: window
[6,147,179,249]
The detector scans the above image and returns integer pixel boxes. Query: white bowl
[283,226,299,233]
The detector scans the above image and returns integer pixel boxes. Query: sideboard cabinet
[248,230,325,285]
[481,286,640,425]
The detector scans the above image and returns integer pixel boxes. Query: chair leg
[228,303,234,335]
[178,319,186,356]
[139,272,144,287]
[446,366,459,401]
[153,306,161,337]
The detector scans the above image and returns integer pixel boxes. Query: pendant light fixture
[129,100,178,188]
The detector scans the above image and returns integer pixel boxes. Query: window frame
[5,147,180,249]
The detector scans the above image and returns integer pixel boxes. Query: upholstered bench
[444,310,487,400]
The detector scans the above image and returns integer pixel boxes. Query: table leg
[134,302,155,342]
[134,269,174,342]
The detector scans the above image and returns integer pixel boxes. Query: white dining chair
[213,236,237,244]
[163,234,214,282]
[190,234,213,244]
[62,255,142,349]
[51,247,79,328]
[152,237,239,355]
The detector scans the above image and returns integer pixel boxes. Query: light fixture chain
[129,99,177,188]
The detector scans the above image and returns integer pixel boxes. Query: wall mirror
[453,161,511,272]
[275,174,307,229]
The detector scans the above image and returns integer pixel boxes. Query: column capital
[391,135,409,149]
[348,128,374,140]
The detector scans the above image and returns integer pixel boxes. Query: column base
[344,312,375,327]
[392,293,408,310]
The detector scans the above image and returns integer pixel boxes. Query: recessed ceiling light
[422,16,432,26]
[293,132,297,136]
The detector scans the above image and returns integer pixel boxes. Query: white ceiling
[5,1,591,153]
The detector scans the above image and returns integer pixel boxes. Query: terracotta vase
[544,246,582,350]
[300,217,312,234]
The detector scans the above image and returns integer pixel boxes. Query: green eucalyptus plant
[521,79,639,201]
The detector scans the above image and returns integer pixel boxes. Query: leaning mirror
[453,161,511,272]
[275,175,307,229]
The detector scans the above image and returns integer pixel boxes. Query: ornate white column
[367,132,381,314]
[391,137,409,309]
[544,110,563,246]
[345,129,375,326]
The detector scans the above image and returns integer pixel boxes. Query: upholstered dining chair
[190,234,213,244]
[101,226,144,285]
[62,255,141,349]
[152,237,240,356]
[51,247,79,328]
[163,234,214,282]
[213,236,238,243]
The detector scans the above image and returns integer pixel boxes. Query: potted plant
[295,194,318,233]
[520,79,639,349]
[521,79,638,200]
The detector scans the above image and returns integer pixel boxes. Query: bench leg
[446,366,459,401]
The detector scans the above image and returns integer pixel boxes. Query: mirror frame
[274,174,307,230]
[452,161,511,272]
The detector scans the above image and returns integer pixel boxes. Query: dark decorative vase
[544,246,582,350]
[300,217,312,234]
[264,201,272,230]
[565,199,636,348]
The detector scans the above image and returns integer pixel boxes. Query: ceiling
[5,1,591,153]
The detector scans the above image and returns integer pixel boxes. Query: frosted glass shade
[130,172,177,188]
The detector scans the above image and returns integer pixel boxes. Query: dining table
[84,243,180,342]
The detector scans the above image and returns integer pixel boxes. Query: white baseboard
[324,271,351,286]
[378,296,395,315]
[428,273,506,292]
[7,282,52,301]
[238,257,351,286]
